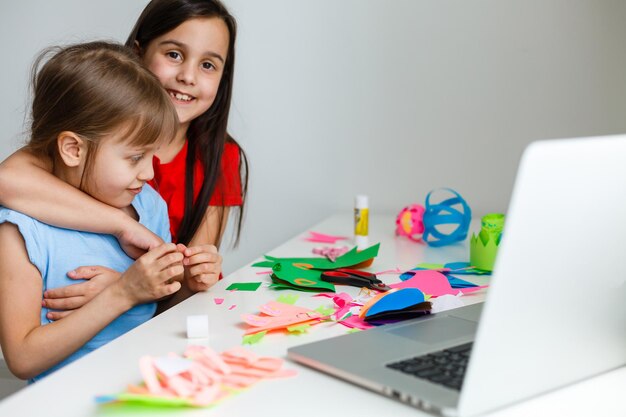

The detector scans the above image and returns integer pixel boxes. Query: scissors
[320,268,391,292]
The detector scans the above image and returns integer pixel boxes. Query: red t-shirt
[149,141,242,240]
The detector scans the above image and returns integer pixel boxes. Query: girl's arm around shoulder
[0,148,163,258]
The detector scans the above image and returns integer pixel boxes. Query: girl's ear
[57,132,86,167]
[133,40,143,56]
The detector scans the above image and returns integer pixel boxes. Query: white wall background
[1,0,626,274]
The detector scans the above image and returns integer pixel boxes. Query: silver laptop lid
[459,136,626,416]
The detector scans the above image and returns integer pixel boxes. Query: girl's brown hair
[27,41,178,186]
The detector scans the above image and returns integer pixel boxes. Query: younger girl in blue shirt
[0,41,214,381]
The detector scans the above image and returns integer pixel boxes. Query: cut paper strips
[314,292,362,321]
[304,231,349,244]
[390,269,487,297]
[226,282,262,291]
[228,305,237,311]
[241,301,325,336]
[470,213,505,272]
[95,345,295,408]
[213,298,224,305]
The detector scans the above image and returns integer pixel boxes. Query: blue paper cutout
[365,288,425,318]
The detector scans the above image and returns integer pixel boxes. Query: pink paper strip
[214,298,224,305]
[389,269,487,297]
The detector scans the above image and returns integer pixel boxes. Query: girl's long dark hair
[127,0,248,247]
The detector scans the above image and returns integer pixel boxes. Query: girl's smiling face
[140,17,230,130]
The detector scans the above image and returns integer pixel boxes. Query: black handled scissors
[320,268,391,291]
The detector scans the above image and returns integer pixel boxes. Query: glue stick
[354,195,369,249]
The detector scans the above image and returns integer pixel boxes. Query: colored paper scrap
[304,231,349,244]
[96,345,295,408]
[226,282,262,291]
[339,314,374,330]
[314,305,336,317]
[391,270,487,297]
[271,263,336,292]
[242,331,267,345]
[287,323,311,334]
[276,293,299,305]
[241,301,323,336]
[400,262,490,289]
[214,298,224,305]
[312,246,350,262]
[228,305,237,311]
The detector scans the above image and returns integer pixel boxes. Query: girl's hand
[115,243,184,306]
[115,220,164,259]
[43,266,121,321]
[182,244,222,292]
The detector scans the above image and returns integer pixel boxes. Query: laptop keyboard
[386,342,473,391]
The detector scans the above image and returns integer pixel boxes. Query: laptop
[288,135,626,416]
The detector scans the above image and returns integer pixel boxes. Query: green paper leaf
[287,324,310,334]
[347,328,361,334]
[226,282,262,291]
[276,294,300,305]
[242,331,267,345]
[314,305,336,316]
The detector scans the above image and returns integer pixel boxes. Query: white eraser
[186,315,209,339]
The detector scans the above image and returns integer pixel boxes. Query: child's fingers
[67,266,103,280]
[46,310,73,321]
[188,262,221,278]
[160,280,182,298]
[43,296,85,310]
[183,244,218,258]
[153,252,185,274]
[183,251,221,267]
[140,242,180,264]
[43,282,88,299]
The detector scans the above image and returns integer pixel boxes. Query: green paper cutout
[415,263,445,270]
[271,264,336,292]
[470,213,505,271]
[242,331,267,345]
[314,306,336,316]
[255,244,380,271]
[347,328,361,334]
[287,324,310,334]
[276,294,299,305]
[226,282,262,291]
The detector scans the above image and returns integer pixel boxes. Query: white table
[0,214,623,417]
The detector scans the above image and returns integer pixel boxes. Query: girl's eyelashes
[129,154,144,164]
[202,61,215,71]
